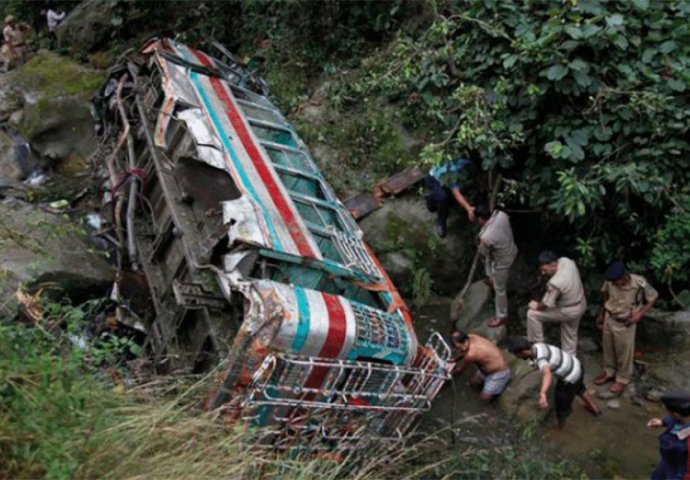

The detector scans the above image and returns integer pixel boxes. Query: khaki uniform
[3,23,28,67]
[479,210,518,319]
[601,274,657,384]
[527,257,586,356]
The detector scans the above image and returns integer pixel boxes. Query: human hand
[528,300,539,310]
[596,315,604,330]
[538,393,549,409]
[631,310,644,324]
[467,207,476,222]
[647,418,663,428]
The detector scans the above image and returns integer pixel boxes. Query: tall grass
[1,313,584,479]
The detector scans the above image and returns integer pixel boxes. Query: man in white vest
[526,251,586,356]
[475,204,518,328]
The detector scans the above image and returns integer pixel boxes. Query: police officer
[647,391,690,480]
[594,260,658,394]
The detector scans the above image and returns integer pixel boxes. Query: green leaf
[545,64,568,81]
[564,25,583,39]
[659,41,676,54]
[613,35,629,50]
[642,48,657,63]
[606,14,624,28]
[502,54,518,69]
[631,0,649,10]
[569,58,588,71]
[573,71,591,88]
[667,79,686,92]
[581,24,602,38]
[545,140,563,157]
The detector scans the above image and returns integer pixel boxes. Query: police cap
[604,261,627,281]
[660,391,690,416]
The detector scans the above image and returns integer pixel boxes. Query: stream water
[413,302,666,478]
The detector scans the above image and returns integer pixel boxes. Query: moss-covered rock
[0,199,114,317]
[7,51,104,165]
[57,0,117,57]
[360,194,474,297]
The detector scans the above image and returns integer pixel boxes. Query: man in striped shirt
[506,336,600,429]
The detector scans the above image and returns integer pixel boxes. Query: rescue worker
[647,391,690,480]
[506,336,601,429]
[46,5,66,50]
[424,158,477,238]
[451,330,511,402]
[594,261,658,394]
[526,251,586,357]
[475,203,518,328]
[3,15,30,68]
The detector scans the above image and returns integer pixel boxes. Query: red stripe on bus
[191,50,316,258]
[302,294,347,398]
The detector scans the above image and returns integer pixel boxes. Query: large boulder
[451,280,506,343]
[0,128,38,182]
[57,0,117,55]
[498,353,549,424]
[359,194,474,296]
[6,52,105,166]
[0,199,114,318]
[639,310,690,348]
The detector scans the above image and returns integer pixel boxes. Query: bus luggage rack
[239,336,451,449]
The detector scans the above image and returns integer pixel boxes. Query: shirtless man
[451,330,511,402]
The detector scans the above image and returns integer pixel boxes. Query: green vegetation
[347,0,690,294]
[0,299,584,479]
[17,52,104,98]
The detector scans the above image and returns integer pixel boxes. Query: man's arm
[529,284,558,311]
[538,365,552,409]
[450,186,475,222]
[630,290,658,324]
[452,357,471,376]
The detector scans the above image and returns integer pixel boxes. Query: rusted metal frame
[257,248,374,285]
[157,49,227,82]
[128,61,238,369]
[306,224,379,278]
[121,87,141,271]
[104,75,132,270]
[331,231,381,279]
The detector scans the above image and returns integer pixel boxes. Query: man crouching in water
[451,330,511,402]
[506,336,601,429]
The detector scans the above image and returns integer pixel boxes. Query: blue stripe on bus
[291,287,310,352]
[176,43,284,252]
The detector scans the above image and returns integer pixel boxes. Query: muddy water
[413,301,666,479]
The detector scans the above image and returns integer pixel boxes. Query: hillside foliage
[1,0,689,295]
[348,0,690,296]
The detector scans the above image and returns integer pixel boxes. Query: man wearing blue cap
[594,261,658,394]
[424,158,478,238]
[647,391,690,480]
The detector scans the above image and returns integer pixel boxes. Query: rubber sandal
[487,317,508,328]
[609,382,625,394]
[593,372,615,385]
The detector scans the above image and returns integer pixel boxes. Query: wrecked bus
[94,38,452,451]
